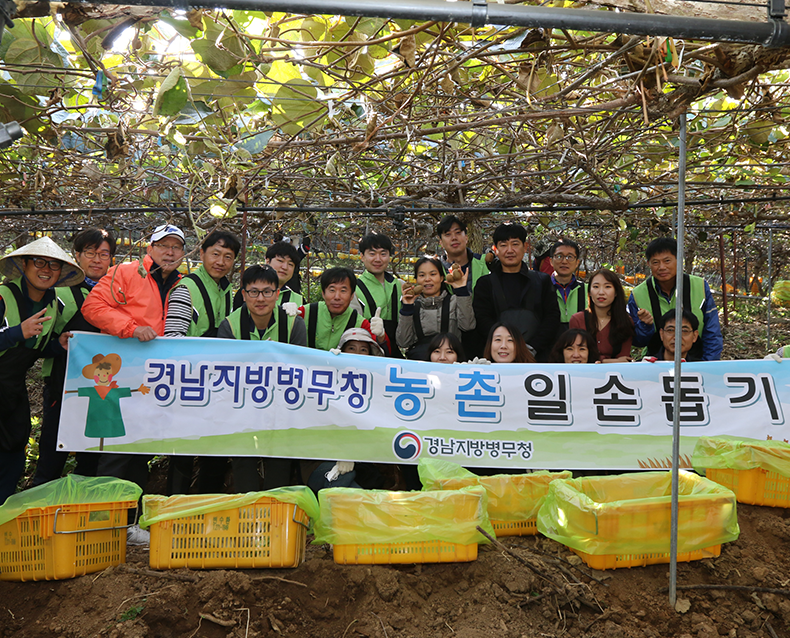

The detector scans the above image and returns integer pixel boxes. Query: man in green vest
[436,215,490,296]
[163,230,240,495]
[165,230,239,338]
[0,237,84,503]
[628,237,722,361]
[266,241,303,307]
[550,239,587,333]
[32,228,116,487]
[218,265,307,491]
[299,267,389,352]
[354,233,403,357]
[436,215,491,358]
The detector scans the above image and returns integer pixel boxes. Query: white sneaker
[127,524,150,546]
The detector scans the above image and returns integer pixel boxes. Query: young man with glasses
[218,265,307,491]
[642,309,700,362]
[32,228,116,487]
[81,223,185,544]
[549,239,587,332]
[0,236,84,503]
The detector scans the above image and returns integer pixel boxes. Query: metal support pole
[768,228,774,350]
[66,0,790,47]
[719,234,729,327]
[668,112,686,609]
[240,205,248,280]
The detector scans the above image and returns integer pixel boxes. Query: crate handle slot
[53,504,139,535]
[292,505,310,530]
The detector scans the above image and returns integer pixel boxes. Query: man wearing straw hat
[81,223,185,544]
[0,236,84,504]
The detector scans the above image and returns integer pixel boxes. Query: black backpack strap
[239,304,252,341]
[307,302,319,349]
[278,307,288,342]
[223,285,231,319]
[344,309,359,333]
[390,279,399,320]
[6,280,26,316]
[413,299,425,342]
[646,277,664,328]
[356,280,376,317]
[576,282,586,313]
[188,273,217,334]
[440,293,451,333]
[73,283,87,310]
[281,289,291,304]
[682,273,692,312]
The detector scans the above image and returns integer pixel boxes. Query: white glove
[764,353,783,363]
[282,302,298,317]
[325,461,355,482]
[369,307,386,338]
[329,348,342,355]
[469,357,491,365]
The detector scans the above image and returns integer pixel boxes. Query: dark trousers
[32,380,99,487]
[167,456,228,495]
[0,450,25,504]
[231,458,296,493]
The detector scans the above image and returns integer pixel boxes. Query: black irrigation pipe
[3,192,790,219]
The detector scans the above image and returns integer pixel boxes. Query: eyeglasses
[81,249,112,261]
[152,242,184,253]
[244,288,277,298]
[29,257,63,271]
[662,327,694,335]
[552,254,578,262]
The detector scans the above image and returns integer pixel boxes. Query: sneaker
[126,524,150,546]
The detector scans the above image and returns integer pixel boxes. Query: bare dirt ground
[2,314,789,638]
[1,503,789,638]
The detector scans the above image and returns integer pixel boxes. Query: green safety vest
[41,283,89,377]
[356,269,401,321]
[278,287,304,307]
[631,274,706,356]
[0,278,60,359]
[447,253,489,297]
[180,266,232,337]
[225,304,295,342]
[303,302,363,350]
[556,281,588,323]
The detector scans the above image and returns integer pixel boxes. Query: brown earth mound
[1,502,789,638]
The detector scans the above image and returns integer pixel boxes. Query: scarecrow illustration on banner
[66,353,149,450]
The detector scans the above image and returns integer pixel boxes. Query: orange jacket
[82,255,181,339]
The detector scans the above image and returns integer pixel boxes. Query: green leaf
[153,67,189,117]
[191,39,241,77]
[271,78,323,135]
[159,14,201,39]
[232,130,275,155]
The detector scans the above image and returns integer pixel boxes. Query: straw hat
[82,353,122,379]
[0,236,84,287]
[337,327,384,356]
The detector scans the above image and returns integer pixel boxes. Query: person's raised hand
[21,309,51,339]
[637,308,654,326]
[369,307,386,338]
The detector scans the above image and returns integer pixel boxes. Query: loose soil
[1,503,790,638]
[2,316,788,638]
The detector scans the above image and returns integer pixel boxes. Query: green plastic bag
[692,436,790,478]
[0,475,142,527]
[139,486,319,528]
[313,486,495,546]
[536,471,739,556]
[418,458,571,522]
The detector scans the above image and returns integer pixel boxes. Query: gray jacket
[396,290,475,351]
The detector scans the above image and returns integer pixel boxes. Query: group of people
[0,217,724,521]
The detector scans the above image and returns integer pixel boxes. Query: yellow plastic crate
[538,472,738,571]
[0,500,136,582]
[705,467,790,507]
[148,495,308,570]
[573,545,721,570]
[334,540,477,565]
[429,472,571,537]
[322,489,484,565]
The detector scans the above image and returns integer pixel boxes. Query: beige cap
[337,327,384,356]
[0,236,85,287]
